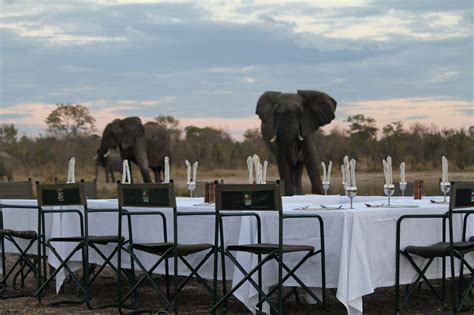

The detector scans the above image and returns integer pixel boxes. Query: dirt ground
[0,256,473,314]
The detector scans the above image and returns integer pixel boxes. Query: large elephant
[256,90,337,196]
[97,117,171,183]
[0,152,15,182]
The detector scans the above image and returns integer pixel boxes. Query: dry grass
[1,256,472,314]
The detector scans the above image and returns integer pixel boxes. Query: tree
[243,128,261,142]
[346,114,378,141]
[45,103,96,137]
[0,124,18,145]
[155,115,182,141]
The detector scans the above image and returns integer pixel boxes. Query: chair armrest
[283,213,325,249]
[0,204,37,210]
[87,208,118,213]
[0,204,37,230]
[219,212,262,244]
[177,211,215,216]
[396,213,448,252]
[462,212,473,241]
[42,209,85,237]
[121,208,168,243]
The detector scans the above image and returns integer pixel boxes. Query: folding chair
[0,179,42,298]
[0,179,34,199]
[395,181,474,313]
[34,182,90,305]
[35,181,121,307]
[210,183,326,314]
[117,181,215,313]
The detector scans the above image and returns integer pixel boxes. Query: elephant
[94,152,122,183]
[97,117,171,183]
[256,90,337,196]
[0,151,15,182]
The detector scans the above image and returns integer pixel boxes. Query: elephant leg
[152,167,162,183]
[302,135,323,194]
[277,157,295,196]
[104,169,109,183]
[293,162,304,195]
[129,165,134,183]
[133,141,151,183]
[8,175,13,182]
[110,171,115,183]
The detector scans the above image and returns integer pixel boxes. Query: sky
[0,0,473,139]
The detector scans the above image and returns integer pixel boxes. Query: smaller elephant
[97,117,171,183]
[94,152,122,183]
[0,152,15,182]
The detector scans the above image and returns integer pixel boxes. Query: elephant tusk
[103,149,111,158]
[270,135,277,143]
[298,135,304,141]
[92,155,98,160]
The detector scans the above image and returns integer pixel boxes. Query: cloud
[0,0,472,139]
[207,66,255,73]
[427,70,461,83]
[340,97,474,130]
[0,21,127,44]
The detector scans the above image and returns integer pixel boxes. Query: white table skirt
[1,196,472,314]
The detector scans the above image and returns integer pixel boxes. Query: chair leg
[120,247,174,309]
[210,250,278,313]
[35,242,88,299]
[257,253,262,314]
[256,251,320,308]
[220,245,227,311]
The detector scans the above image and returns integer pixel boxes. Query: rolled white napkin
[185,160,191,183]
[341,164,345,185]
[192,161,198,183]
[122,160,131,184]
[262,160,268,184]
[344,156,350,188]
[350,159,357,187]
[387,156,393,185]
[164,156,170,183]
[252,155,261,183]
[247,156,253,184]
[400,162,406,183]
[442,156,448,183]
[321,162,327,182]
[67,157,75,183]
[327,161,332,182]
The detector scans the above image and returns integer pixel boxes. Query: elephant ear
[118,117,145,150]
[256,91,281,120]
[298,90,337,135]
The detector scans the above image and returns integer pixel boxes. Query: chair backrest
[215,183,282,212]
[449,182,474,211]
[118,183,176,208]
[54,178,98,199]
[36,183,86,206]
[0,179,34,199]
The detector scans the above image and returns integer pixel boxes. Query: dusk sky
[0,0,473,139]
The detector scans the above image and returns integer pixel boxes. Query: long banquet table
[1,195,472,314]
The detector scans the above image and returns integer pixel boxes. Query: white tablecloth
[1,196,472,314]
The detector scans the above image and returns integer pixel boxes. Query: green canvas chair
[116,181,215,314]
[395,181,474,313]
[35,181,125,308]
[210,182,326,314]
[0,179,41,298]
